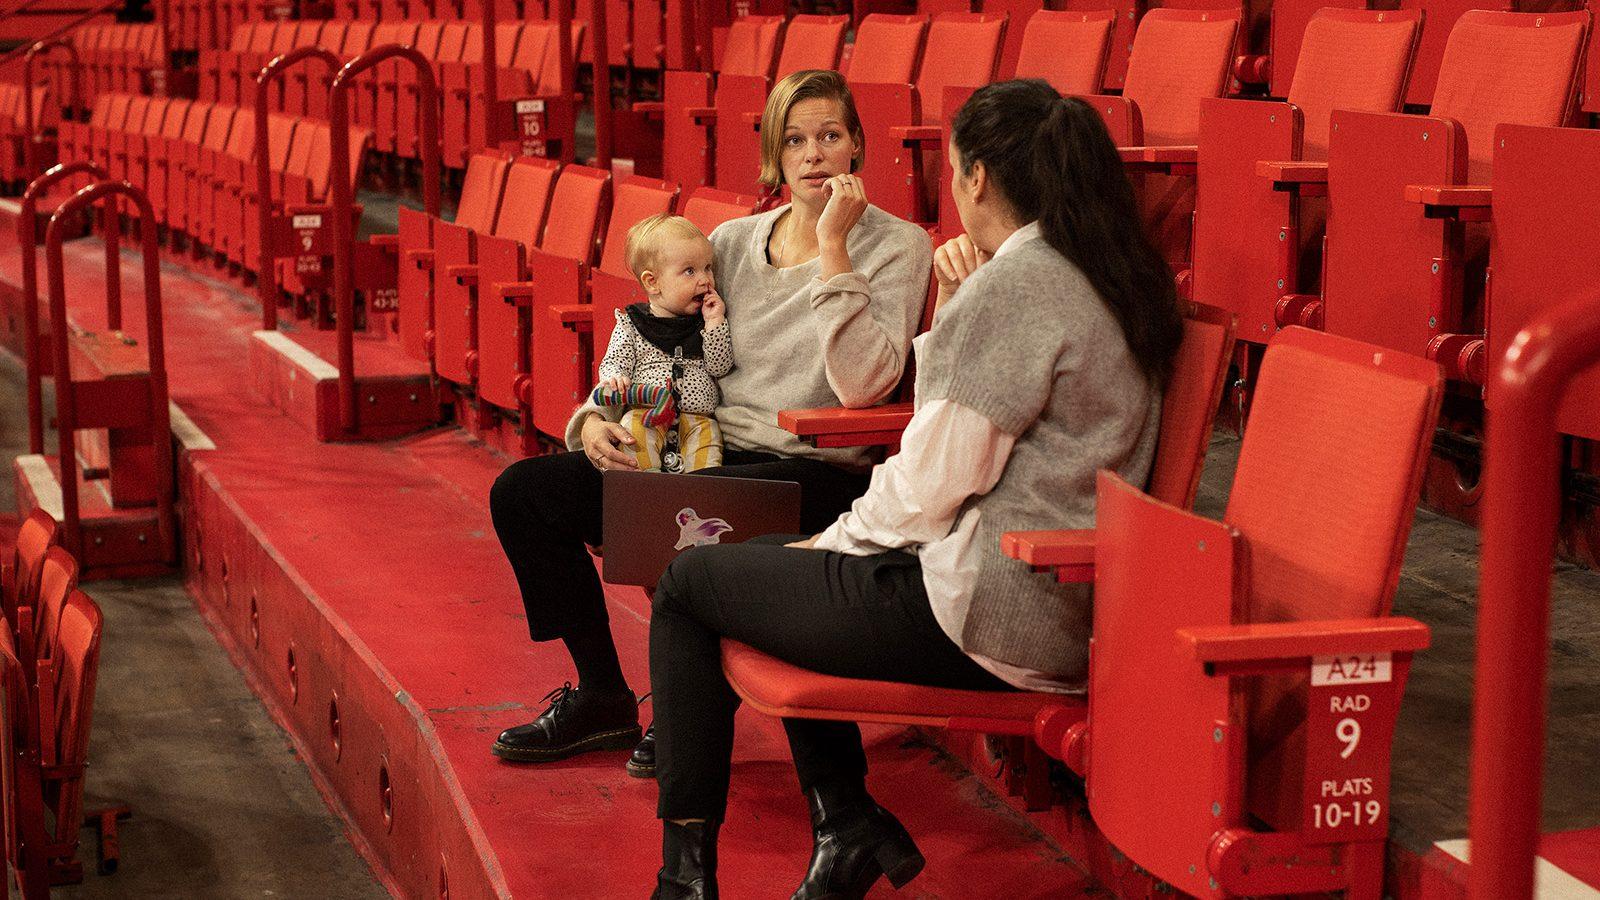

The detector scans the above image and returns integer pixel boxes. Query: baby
[591,214,733,473]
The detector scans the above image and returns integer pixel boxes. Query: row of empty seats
[57,92,372,273]
[61,24,164,106]
[0,510,111,896]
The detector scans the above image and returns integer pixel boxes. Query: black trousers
[650,536,1014,821]
[489,448,872,642]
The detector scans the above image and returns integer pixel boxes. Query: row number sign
[1303,653,1396,842]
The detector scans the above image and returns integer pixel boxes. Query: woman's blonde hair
[757,69,864,189]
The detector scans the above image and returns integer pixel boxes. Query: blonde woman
[487,71,932,776]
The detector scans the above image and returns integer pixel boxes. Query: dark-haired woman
[648,79,1185,899]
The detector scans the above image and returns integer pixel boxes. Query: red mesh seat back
[1014,10,1114,95]
[680,187,758,235]
[917,13,1007,120]
[1146,307,1235,508]
[719,15,786,79]
[455,150,513,233]
[1429,10,1588,182]
[1225,327,1441,831]
[775,14,849,77]
[1121,8,1241,144]
[8,510,57,615]
[1286,9,1423,159]
[33,546,77,662]
[597,176,679,277]
[539,164,612,263]
[846,14,928,84]
[490,156,560,248]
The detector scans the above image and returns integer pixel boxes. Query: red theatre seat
[1188,8,1421,347]
[657,15,785,194]
[724,305,1237,749]
[1,511,58,636]
[1309,10,1587,372]
[1080,325,1441,899]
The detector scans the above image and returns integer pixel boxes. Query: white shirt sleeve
[813,398,1015,555]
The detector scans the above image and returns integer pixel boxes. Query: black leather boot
[792,782,924,899]
[627,724,657,778]
[652,819,719,900]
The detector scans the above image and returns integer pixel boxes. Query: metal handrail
[329,43,441,437]
[253,45,343,332]
[0,0,120,71]
[44,180,173,561]
[21,38,80,180]
[1469,294,1600,899]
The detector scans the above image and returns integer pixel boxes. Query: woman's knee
[489,456,539,521]
[653,546,715,615]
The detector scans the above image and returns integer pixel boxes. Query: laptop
[600,470,803,586]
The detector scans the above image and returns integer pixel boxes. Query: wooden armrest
[999,529,1094,567]
[1180,617,1431,665]
[549,304,593,324]
[632,101,664,114]
[406,248,433,270]
[892,124,942,143]
[1140,145,1198,164]
[686,106,716,122]
[1405,183,1492,222]
[1258,160,1329,194]
[498,281,536,302]
[776,402,913,449]
[447,263,478,285]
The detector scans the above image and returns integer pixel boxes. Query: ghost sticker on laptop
[675,508,733,550]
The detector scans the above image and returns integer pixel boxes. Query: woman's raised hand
[932,233,990,314]
[815,174,868,249]
[580,413,640,471]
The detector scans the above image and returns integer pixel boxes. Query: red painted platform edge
[179,453,513,899]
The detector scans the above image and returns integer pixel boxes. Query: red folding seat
[120,96,173,217]
[92,93,135,183]
[721,303,1237,769]
[1295,11,1587,367]
[1,510,57,631]
[147,98,195,229]
[1074,326,1440,900]
[234,113,301,267]
[652,15,784,194]
[191,105,246,247]
[1060,0,1140,90]
[199,21,253,102]
[227,20,278,107]
[503,165,612,441]
[1081,7,1240,266]
[1399,0,1514,108]
[397,20,473,159]
[33,590,105,884]
[307,21,379,121]
[210,108,264,257]
[632,0,666,69]
[431,150,525,391]
[984,0,1045,79]
[174,102,226,238]
[575,0,632,72]
[1187,9,1421,346]
[377,20,443,155]
[396,149,514,364]
[442,21,522,168]
[710,14,849,197]
[860,12,1006,223]
[360,22,421,131]
[285,20,344,115]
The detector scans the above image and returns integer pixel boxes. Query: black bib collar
[626,303,705,358]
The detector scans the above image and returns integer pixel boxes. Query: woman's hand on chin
[816,174,867,279]
[933,233,990,315]
[580,415,640,472]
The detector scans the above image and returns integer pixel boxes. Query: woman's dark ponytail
[952,81,1184,385]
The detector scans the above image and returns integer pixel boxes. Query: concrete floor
[0,352,387,899]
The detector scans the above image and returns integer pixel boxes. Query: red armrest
[1404,183,1491,222]
[1179,617,1431,666]
[632,101,664,115]
[1258,160,1329,195]
[1140,145,1198,165]
[892,124,942,144]
[742,111,762,128]
[406,248,433,270]
[686,106,716,122]
[777,402,913,448]
[549,304,593,327]
[447,263,478,286]
[498,281,536,302]
[1000,529,1095,583]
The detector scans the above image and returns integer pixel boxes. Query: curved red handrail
[1470,294,1600,899]
[19,160,105,455]
[253,45,343,332]
[329,44,441,437]
[43,181,173,562]
[22,38,79,182]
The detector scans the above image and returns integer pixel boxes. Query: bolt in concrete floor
[1,351,387,899]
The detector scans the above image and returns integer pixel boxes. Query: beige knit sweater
[565,203,932,470]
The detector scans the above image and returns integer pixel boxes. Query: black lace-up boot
[627,724,657,778]
[491,683,640,762]
[652,819,719,900]
[791,781,924,899]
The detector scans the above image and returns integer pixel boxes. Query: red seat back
[917,13,1007,121]
[1147,305,1236,509]
[1398,0,1512,107]
[1121,8,1241,144]
[539,164,612,265]
[680,187,759,235]
[598,176,679,278]
[720,15,786,79]
[5,511,57,621]
[1429,9,1588,182]
[775,14,849,77]
[491,156,561,249]
[33,546,78,663]
[1014,9,1114,96]
[1286,8,1423,159]
[45,591,102,842]
[455,150,514,233]
[846,14,928,84]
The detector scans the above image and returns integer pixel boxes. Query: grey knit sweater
[565,204,932,469]
[916,232,1161,680]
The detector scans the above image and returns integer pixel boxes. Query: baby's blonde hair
[625,214,710,279]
